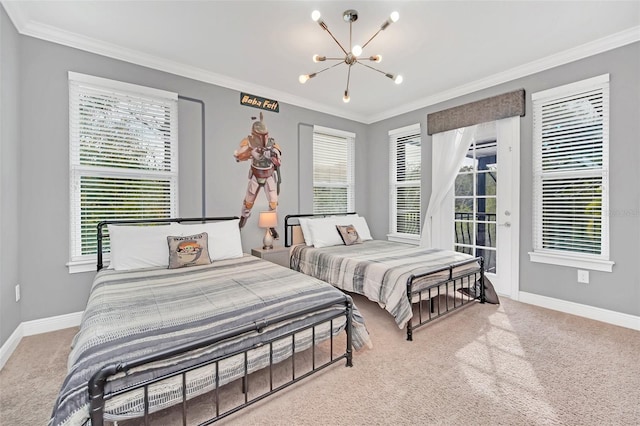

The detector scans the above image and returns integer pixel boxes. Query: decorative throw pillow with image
[336,224,362,246]
[167,232,212,269]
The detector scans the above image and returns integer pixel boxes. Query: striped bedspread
[50,255,371,426]
[290,241,479,329]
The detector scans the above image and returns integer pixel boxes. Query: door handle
[498,222,511,227]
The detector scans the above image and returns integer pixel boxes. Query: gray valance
[427,89,525,135]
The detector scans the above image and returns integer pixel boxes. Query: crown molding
[3,2,638,125]
[368,25,640,124]
[3,2,368,123]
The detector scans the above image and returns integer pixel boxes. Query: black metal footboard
[405,257,485,341]
[283,213,486,342]
[87,295,354,426]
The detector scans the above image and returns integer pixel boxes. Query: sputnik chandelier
[299,9,403,103]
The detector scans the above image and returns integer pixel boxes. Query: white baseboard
[0,324,24,370]
[0,311,83,371]
[22,311,83,336]
[519,291,640,331]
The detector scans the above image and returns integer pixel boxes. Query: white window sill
[387,233,420,245]
[528,251,614,272]
[67,257,108,274]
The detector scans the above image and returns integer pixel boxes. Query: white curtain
[421,125,478,248]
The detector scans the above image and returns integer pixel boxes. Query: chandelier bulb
[343,91,350,103]
[385,73,403,84]
[381,11,400,30]
[311,10,321,22]
[299,74,310,84]
[369,55,382,63]
[313,54,326,63]
[352,45,363,57]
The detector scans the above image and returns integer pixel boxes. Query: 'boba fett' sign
[240,93,279,113]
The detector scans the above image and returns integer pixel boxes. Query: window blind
[532,74,609,258]
[389,124,421,236]
[312,127,355,214]
[69,73,178,262]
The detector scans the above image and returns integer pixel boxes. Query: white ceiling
[3,1,640,123]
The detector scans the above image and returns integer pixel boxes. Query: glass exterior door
[454,140,497,273]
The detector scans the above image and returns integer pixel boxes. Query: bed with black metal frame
[50,217,370,426]
[284,213,486,342]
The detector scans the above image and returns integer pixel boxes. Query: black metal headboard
[96,216,238,271]
[284,213,357,247]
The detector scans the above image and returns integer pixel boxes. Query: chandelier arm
[357,62,402,84]
[361,28,383,50]
[349,20,353,53]
[357,61,389,76]
[309,61,344,76]
[322,25,349,56]
[346,64,352,92]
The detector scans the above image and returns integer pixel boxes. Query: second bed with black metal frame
[284,213,486,341]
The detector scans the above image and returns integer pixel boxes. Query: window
[312,126,355,214]
[388,124,421,243]
[68,72,178,272]
[530,74,613,272]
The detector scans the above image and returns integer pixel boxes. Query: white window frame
[67,72,179,273]
[388,124,421,244]
[529,74,614,272]
[312,125,355,214]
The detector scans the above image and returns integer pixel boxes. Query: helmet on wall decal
[251,112,268,136]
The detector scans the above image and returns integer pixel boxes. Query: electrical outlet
[577,270,589,284]
[15,284,20,302]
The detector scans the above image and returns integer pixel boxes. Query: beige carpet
[1,295,639,425]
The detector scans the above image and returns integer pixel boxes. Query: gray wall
[9,32,367,342]
[0,6,22,346]
[368,42,640,317]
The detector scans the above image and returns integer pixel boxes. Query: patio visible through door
[452,117,519,297]
[454,139,498,273]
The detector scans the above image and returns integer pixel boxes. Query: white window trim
[313,125,356,140]
[387,233,421,245]
[529,251,614,272]
[67,72,179,273]
[66,256,110,274]
[312,125,356,214]
[68,72,177,100]
[388,123,421,242]
[529,74,613,272]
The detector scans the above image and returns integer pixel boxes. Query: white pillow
[308,216,359,248]
[350,215,373,241]
[108,223,181,271]
[175,219,243,260]
[297,217,314,246]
